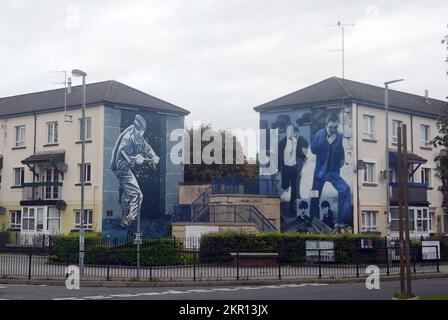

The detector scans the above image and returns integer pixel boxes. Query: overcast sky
[1,1,447,157]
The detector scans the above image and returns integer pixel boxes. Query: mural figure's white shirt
[284,136,297,166]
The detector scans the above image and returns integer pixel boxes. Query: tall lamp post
[384,79,404,244]
[72,69,87,275]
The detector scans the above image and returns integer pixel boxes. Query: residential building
[0,80,189,241]
[255,77,448,237]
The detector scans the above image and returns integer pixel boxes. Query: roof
[21,150,65,165]
[0,80,189,117]
[254,77,447,118]
[389,151,427,164]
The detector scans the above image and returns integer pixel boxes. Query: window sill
[7,228,20,232]
[11,146,26,150]
[75,183,92,187]
[362,183,378,187]
[362,138,377,143]
[75,140,93,144]
[70,229,94,233]
[10,185,24,189]
[420,146,432,151]
[43,143,59,147]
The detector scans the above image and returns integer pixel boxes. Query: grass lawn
[420,295,448,300]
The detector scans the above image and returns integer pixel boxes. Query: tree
[183,124,259,183]
[430,28,448,192]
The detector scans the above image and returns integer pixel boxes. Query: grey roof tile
[0,80,189,117]
[254,77,447,117]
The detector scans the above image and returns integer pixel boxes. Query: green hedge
[199,231,385,264]
[50,233,185,266]
[0,231,9,248]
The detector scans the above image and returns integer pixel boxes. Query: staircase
[174,184,277,232]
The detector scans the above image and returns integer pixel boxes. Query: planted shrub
[0,231,10,248]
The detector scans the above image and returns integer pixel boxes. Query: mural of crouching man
[310,113,351,228]
[110,114,160,228]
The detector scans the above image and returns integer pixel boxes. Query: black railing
[211,177,278,196]
[22,182,63,201]
[0,245,439,281]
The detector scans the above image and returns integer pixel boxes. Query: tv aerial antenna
[49,70,73,123]
[325,21,355,79]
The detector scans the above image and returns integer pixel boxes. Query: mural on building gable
[260,106,353,233]
[110,111,162,231]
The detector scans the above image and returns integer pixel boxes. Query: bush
[50,233,185,266]
[199,231,384,264]
[0,231,9,248]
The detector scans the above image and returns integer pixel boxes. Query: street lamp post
[72,69,87,275]
[384,79,404,244]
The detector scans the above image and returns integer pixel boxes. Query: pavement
[0,277,447,300]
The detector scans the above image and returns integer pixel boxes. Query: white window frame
[361,211,377,232]
[15,125,26,147]
[78,163,92,183]
[420,124,430,147]
[363,162,375,183]
[362,115,375,140]
[79,117,92,141]
[13,167,25,186]
[421,168,431,187]
[46,121,58,144]
[47,207,60,233]
[10,210,21,230]
[74,209,93,230]
[392,120,402,144]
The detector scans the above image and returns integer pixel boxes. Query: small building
[255,77,448,237]
[0,80,189,242]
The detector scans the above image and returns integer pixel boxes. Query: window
[429,208,435,233]
[392,120,402,144]
[78,163,91,183]
[416,208,429,232]
[79,117,92,141]
[361,211,377,232]
[22,207,35,231]
[363,162,375,183]
[10,210,21,229]
[391,207,415,232]
[421,168,431,186]
[47,207,60,233]
[13,167,24,186]
[74,209,93,230]
[15,125,25,147]
[43,168,59,199]
[46,122,58,144]
[362,115,375,140]
[420,125,430,147]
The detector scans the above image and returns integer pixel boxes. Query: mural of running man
[310,113,351,228]
[110,114,160,228]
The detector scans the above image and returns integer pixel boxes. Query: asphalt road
[0,278,447,300]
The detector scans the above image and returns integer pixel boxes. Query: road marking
[83,295,113,300]
[0,286,7,289]
[52,283,331,300]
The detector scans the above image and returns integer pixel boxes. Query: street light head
[71,69,87,77]
[385,79,404,86]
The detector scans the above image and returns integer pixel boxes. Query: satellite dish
[56,162,68,173]
[56,200,67,211]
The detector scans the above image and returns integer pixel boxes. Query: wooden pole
[402,124,413,296]
[397,126,405,294]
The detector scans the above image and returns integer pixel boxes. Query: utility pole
[384,79,404,246]
[326,21,355,78]
[401,124,413,296]
[397,127,405,293]
[72,69,87,276]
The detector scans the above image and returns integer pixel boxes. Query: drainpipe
[355,103,360,234]
[32,113,37,200]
